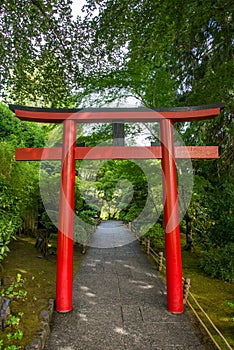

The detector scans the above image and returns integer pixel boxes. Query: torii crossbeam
[9,104,224,314]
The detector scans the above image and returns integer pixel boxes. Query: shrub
[200,243,234,282]
[142,223,164,250]
[41,210,58,232]
[119,204,142,222]
[0,175,23,263]
[0,219,19,263]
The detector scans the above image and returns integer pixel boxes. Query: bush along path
[0,273,26,350]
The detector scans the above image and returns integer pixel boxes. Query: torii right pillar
[160,118,183,313]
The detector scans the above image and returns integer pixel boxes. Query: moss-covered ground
[181,244,233,350]
[1,235,83,349]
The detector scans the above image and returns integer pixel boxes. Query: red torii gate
[9,104,224,314]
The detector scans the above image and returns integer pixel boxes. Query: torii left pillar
[56,120,76,312]
[160,119,183,313]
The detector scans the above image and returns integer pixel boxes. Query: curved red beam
[9,104,225,123]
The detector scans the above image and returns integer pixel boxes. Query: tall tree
[80,0,232,111]
[0,0,89,106]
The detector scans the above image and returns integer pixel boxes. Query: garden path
[44,220,204,350]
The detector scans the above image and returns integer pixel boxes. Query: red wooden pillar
[56,120,76,312]
[160,118,183,313]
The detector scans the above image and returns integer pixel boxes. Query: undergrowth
[0,235,83,348]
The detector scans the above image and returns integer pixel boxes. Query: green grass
[1,235,83,349]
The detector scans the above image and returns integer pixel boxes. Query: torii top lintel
[9,104,225,124]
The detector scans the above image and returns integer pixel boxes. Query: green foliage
[74,221,95,246]
[0,274,26,350]
[78,213,96,226]
[200,244,234,282]
[119,204,141,223]
[9,52,75,108]
[81,0,233,111]
[7,314,23,328]
[40,210,58,232]
[96,160,148,220]
[181,175,234,281]
[206,183,234,247]
[0,273,27,300]
[1,0,233,111]
[80,205,100,220]
[0,105,45,262]
[0,0,78,106]
[0,103,45,147]
[141,223,164,251]
[0,166,23,263]
[182,111,233,182]
[0,345,21,350]
[75,203,98,245]
[0,218,18,263]
[6,330,23,341]
[77,124,113,146]
[81,1,233,258]
[180,112,233,279]
[39,170,60,214]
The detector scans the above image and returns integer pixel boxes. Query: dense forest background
[0,0,233,281]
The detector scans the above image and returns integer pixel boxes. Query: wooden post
[158,252,163,272]
[183,277,191,304]
[147,237,150,255]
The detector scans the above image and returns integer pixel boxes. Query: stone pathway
[44,220,204,350]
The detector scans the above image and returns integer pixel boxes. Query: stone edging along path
[25,298,54,350]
